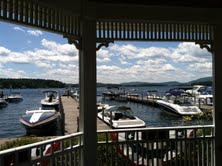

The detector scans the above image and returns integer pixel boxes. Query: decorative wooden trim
[0,0,214,43]
[195,41,213,53]
[96,20,214,42]
[63,35,81,50]
[96,40,114,51]
[0,0,80,37]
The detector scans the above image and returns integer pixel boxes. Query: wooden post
[79,14,97,166]
[213,23,222,166]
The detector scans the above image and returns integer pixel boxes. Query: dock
[61,96,110,135]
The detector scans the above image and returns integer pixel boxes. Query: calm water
[0,86,212,138]
[0,88,65,138]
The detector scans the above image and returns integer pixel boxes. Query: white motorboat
[97,105,146,129]
[19,107,61,132]
[194,86,213,106]
[156,90,202,116]
[186,85,206,95]
[40,91,60,110]
[0,98,8,108]
[6,92,23,102]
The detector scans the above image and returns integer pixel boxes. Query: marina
[0,86,213,139]
[0,87,212,150]
[0,87,214,165]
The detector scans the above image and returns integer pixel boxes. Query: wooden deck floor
[61,96,110,135]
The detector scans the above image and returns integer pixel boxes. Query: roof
[89,0,222,8]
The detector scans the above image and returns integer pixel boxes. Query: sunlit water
[0,86,212,138]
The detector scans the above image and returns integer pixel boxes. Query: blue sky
[0,22,212,84]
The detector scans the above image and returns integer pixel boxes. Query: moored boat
[6,92,23,102]
[19,107,61,133]
[156,89,202,116]
[97,105,146,129]
[40,91,60,110]
[0,98,8,108]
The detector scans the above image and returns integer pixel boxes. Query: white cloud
[96,42,212,83]
[108,44,171,59]
[97,57,111,63]
[0,46,11,55]
[189,62,212,72]
[171,42,211,63]
[41,39,78,56]
[13,27,25,32]
[0,68,26,78]
[27,30,43,36]
[0,38,212,84]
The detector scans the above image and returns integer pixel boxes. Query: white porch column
[213,23,222,166]
[79,17,97,165]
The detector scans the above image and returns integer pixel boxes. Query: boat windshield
[173,96,195,106]
[109,106,134,117]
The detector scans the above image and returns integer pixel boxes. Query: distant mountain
[64,77,212,87]
[121,81,181,86]
[188,77,212,83]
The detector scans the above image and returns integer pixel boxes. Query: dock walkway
[61,96,110,135]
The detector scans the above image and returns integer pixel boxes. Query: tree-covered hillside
[0,78,65,89]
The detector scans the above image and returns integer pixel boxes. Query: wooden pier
[61,96,110,135]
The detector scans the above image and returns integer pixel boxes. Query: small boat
[156,89,202,116]
[195,86,213,106]
[19,107,61,132]
[186,85,206,96]
[40,91,60,110]
[0,98,8,108]
[97,105,146,129]
[6,92,23,102]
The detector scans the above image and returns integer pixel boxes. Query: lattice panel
[97,20,214,42]
[0,0,80,37]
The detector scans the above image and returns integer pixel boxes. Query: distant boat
[6,92,23,102]
[186,85,206,96]
[156,89,202,116]
[40,91,60,110]
[19,107,61,132]
[0,98,8,108]
[97,105,146,129]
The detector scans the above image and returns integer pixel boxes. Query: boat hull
[157,100,202,116]
[6,97,23,102]
[19,110,61,134]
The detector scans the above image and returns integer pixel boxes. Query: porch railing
[0,125,214,166]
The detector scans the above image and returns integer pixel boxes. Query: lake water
[0,86,212,138]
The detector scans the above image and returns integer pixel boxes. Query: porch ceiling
[89,0,222,8]
[0,0,221,42]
